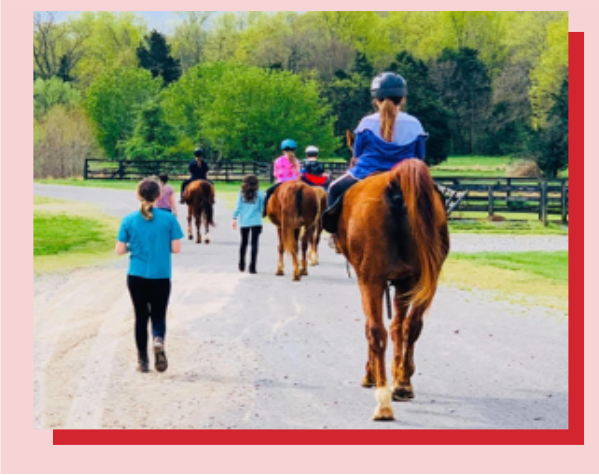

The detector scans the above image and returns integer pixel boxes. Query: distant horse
[266,181,321,281]
[184,179,215,244]
[309,186,328,266]
[337,134,449,421]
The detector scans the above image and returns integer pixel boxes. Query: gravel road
[33,184,568,429]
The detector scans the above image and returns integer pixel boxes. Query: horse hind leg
[195,212,202,244]
[291,229,301,281]
[392,302,426,402]
[390,285,415,401]
[187,209,193,240]
[308,227,319,267]
[276,227,284,276]
[203,212,210,244]
[300,227,310,275]
[359,281,393,421]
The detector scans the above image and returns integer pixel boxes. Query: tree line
[33,11,569,178]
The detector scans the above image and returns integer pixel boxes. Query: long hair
[376,97,403,142]
[241,174,259,202]
[283,150,300,172]
[137,178,161,220]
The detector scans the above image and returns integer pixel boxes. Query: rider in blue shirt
[322,72,428,234]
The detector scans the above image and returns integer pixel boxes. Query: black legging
[327,173,359,208]
[239,226,262,271]
[127,275,171,360]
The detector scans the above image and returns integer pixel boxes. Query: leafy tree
[125,100,177,159]
[388,52,451,165]
[67,12,148,90]
[534,77,568,178]
[137,30,182,86]
[170,12,213,71]
[85,67,162,157]
[34,77,81,120]
[431,48,492,155]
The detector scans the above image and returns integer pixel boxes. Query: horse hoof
[392,387,415,401]
[188,235,192,240]
[372,406,394,421]
[300,269,308,276]
[292,275,301,282]
[205,239,210,244]
[361,377,375,388]
[276,270,284,276]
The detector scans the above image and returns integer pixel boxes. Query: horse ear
[346,130,355,149]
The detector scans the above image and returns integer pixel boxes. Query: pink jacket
[273,155,301,183]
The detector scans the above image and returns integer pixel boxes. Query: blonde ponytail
[380,98,399,142]
[140,200,154,220]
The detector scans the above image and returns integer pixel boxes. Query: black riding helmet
[194,147,204,158]
[370,72,407,99]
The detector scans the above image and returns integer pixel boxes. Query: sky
[37,11,185,33]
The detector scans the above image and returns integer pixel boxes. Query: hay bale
[506,160,542,178]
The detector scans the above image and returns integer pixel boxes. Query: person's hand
[232,220,237,231]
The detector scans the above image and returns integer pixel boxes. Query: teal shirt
[233,190,265,227]
[117,209,184,279]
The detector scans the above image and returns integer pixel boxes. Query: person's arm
[232,192,242,229]
[170,215,184,253]
[115,219,129,255]
[352,132,367,162]
[415,134,428,160]
[170,192,178,216]
[171,240,181,254]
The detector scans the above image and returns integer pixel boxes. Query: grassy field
[34,196,119,274]
[442,251,568,312]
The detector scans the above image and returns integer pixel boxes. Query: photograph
[32,10,569,431]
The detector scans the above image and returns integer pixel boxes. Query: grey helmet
[305,145,319,158]
[370,72,407,99]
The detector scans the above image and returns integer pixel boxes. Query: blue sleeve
[260,191,266,214]
[117,218,129,243]
[170,215,184,240]
[415,134,428,160]
[188,161,194,173]
[353,131,367,159]
[233,192,242,219]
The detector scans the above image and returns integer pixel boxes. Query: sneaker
[249,267,257,274]
[239,262,246,272]
[153,338,168,373]
[137,358,150,373]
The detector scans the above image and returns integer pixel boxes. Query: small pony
[266,181,322,281]
[338,132,450,421]
[183,179,215,244]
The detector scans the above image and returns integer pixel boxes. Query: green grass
[451,251,568,284]
[449,219,568,235]
[34,196,120,273]
[34,214,114,256]
[442,251,569,311]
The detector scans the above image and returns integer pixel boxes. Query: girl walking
[116,178,184,373]
[156,173,178,216]
[232,174,265,274]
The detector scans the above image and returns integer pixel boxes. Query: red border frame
[12,5,599,475]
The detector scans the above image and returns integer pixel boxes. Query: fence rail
[84,159,568,224]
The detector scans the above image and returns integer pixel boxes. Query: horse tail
[391,159,447,307]
[202,181,215,226]
[279,183,300,255]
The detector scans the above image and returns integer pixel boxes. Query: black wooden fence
[84,159,568,224]
[84,158,350,183]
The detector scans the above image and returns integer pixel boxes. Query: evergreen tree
[388,52,451,165]
[137,30,182,86]
[534,77,568,178]
[125,100,177,159]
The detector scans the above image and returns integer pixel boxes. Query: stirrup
[446,191,468,216]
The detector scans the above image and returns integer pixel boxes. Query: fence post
[84,159,89,180]
[488,185,494,217]
[270,163,274,184]
[225,161,230,183]
[561,182,568,225]
[541,181,548,226]
[118,160,125,180]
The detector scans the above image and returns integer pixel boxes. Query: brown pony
[337,135,449,421]
[184,179,215,244]
[266,181,321,281]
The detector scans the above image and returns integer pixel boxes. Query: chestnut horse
[266,181,321,281]
[184,179,215,244]
[338,137,449,421]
